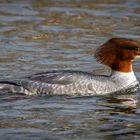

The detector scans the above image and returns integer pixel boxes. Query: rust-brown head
[94,38,140,72]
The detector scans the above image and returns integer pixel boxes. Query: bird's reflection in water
[96,92,140,139]
[105,84,140,108]
[106,95,138,108]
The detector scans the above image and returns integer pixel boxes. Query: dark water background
[0,0,140,139]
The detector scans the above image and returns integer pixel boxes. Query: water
[0,0,140,139]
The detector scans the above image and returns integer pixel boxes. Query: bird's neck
[110,60,132,73]
[110,69,138,86]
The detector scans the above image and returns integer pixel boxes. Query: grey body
[0,70,138,95]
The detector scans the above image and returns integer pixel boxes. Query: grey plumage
[0,70,96,95]
[0,70,138,96]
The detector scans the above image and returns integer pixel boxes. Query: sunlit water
[0,0,140,139]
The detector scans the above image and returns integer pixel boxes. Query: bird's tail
[0,81,27,95]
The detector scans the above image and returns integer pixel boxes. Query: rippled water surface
[0,0,140,139]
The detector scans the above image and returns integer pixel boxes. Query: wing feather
[26,70,77,85]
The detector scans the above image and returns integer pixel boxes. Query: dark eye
[135,47,140,52]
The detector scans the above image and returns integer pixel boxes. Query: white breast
[111,71,138,86]
[91,71,139,95]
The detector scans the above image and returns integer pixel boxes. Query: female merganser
[0,38,140,96]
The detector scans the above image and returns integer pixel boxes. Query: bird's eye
[135,47,140,52]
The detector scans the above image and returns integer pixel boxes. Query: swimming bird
[0,38,140,96]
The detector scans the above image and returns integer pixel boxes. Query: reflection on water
[0,93,140,140]
[0,0,140,139]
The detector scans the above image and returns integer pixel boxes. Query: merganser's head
[94,38,140,72]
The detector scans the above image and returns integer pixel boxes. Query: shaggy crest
[94,38,140,67]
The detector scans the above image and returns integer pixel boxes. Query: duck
[0,38,140,96]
